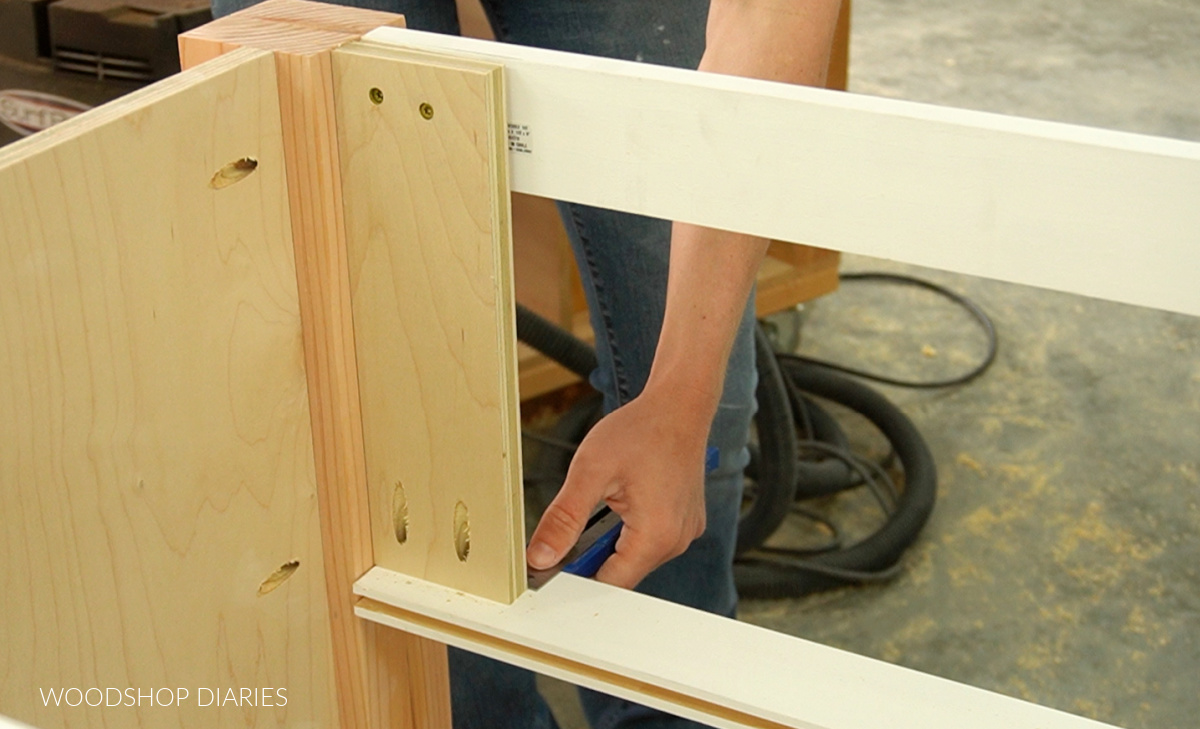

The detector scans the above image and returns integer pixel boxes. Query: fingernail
[527,541,557,569]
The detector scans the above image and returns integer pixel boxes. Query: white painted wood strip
[355,567,1120,729]
[360,28,1200,318]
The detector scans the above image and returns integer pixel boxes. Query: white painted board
[356,567,1120,729]
[362,28,1200,318]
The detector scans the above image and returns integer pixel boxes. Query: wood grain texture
[364,622,452,728]
[0,48,336,728]
[275,44,452,729]
[179,0,406,68]
[333,43,524,604]
[357,566,1123,729]
[757,244,840,316]
[183,5,453,728]
[274,45,385,729]
[826,0,851,91]
[511,193,575,328]
[364,26,1200,318]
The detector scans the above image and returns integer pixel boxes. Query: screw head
[369,87,384,105]
[419,102,434,120]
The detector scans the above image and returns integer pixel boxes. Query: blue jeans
[210,1,758,726]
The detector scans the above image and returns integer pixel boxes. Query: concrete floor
[542,1,1200,728]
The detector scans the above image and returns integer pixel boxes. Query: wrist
[641,364,723,432]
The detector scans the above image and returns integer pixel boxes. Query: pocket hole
[209,157,258,189]
[393,480,409,545]
[257,560,299,597]
[453,501,470,562]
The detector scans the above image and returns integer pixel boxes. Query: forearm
[645,0,842,417]
[646,225,768,423]
[701,0,842,84]
[527,0,843,587]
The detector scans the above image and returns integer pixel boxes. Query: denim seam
[567,204,632,405]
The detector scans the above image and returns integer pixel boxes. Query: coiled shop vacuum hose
[515,303,938,599]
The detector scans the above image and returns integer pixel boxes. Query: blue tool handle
[561,447,719,579]
[705,445,719,474]
[562,522,623,578]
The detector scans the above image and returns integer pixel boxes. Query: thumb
[528,457,610,570]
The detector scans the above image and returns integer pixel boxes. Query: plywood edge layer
[0,46,269,168]
[484,56,526,604]
[355,567,1123,729]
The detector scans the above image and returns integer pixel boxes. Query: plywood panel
[0,48,336,727]
[333,43,524,604]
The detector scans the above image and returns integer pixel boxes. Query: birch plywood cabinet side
[0,49,337,727]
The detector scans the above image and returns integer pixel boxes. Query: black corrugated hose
[732,357,937,598]
[515,303,597,380]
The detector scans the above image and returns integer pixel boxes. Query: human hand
[526,386,711,589]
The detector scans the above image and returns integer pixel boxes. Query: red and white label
[0,89,91,137]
